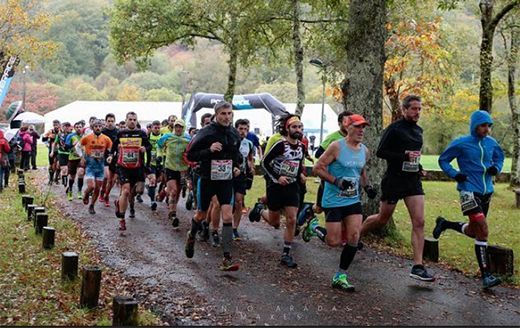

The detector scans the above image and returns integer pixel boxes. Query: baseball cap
[174,119,186,127]
[347,114,369,127]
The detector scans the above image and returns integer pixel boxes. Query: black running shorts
[380,173,424,204]
[462,192,492,217]
[58,153,69,167]
[165,168,181,182]
[117,166,145,186]
[233,174,248,196]
[197,178,233,212]
[266,182,300,211]
[324,202,363,222]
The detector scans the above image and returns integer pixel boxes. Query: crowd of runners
[34,94,505,291]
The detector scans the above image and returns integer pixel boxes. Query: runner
[42,119,61,184]
[435,110,504,289]
[185,101,242,271]
[304,114,377,291]
[51,122,72,188]
[147,120,163,212]
[360,95,434,282]
[249,114,306,268]
[80,120,113,214]
[100,113,119,207]
[158,119,190,227]
[107,111,151,231]
[160,114,177,135]
[65,122,85,201]
[232,119,255,241]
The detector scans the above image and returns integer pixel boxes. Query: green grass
[0,173,163,326]
[245,178,519,285]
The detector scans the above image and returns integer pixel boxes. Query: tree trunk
[224,18,239,103]
[345,0,388,223]
[292,0,305,116]
[508,26,520,187]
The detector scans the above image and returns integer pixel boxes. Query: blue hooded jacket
[438,110,504,194]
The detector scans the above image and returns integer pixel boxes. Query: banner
[0,56,18,108]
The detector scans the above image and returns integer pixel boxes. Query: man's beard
[290,132,302,140]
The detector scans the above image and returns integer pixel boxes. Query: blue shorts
[85,157,105,181]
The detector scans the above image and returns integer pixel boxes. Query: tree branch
[490,1,520,31]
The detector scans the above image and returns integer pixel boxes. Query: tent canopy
[182,92,289,128]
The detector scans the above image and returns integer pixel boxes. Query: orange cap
[347,114,369,127]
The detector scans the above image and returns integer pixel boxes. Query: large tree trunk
[292,0,305,116]
[345,0,390,232]
[224,17,239,102]
[507,26,520,187]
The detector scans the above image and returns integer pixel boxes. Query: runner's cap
[174,119,186,127]
[347,114,369,127]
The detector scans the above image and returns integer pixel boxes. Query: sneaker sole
[409,273,436,282]
[185,232,195,258]
[483,280,502,289]
[332,283,355,292]
[220,264,240,271]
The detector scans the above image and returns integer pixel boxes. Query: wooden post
[42,227,55,249]
[27,204,37,221]
[423,237,439,262]
[487,245,514,276]
[80,266,102,309]
[18,182,25,194]
[112,296,139,326]
[61,252,79,281]
[35,213,48,235]
[22,195,33,210]
[515,189,520,209]
[32,207,45,227]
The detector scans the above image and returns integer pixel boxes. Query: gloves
[454,173,467,183]
[486,166,498,176]
[333,177,348,190]
[364,185,378,199]
[155,156,163,165]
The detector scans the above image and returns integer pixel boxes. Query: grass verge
[0,172,165,325]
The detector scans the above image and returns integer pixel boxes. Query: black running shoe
[181,184,186,198]
[185,231,195,258]
[211,231,220,247]
[185,192,193,211]
[88,204,95,215]
[136,194,143,203]
[280,254,298,268]
[410,265,435,282]
[151,202,157,211]
[357,241,364,250]
[248,202,264,222]
[482,272,502,289]
[172,217,179,228]
[432,216,446,239]
[129,207,135,218]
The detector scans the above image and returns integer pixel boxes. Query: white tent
[44,101,183,132]
[44,101,338,143]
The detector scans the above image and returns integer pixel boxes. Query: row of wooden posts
[18,171,140,326]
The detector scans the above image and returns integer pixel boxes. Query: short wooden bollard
[32,207,45,227]
[22,195,33,210]
[487,245,514,276]
[423,237,439,262]
[18,182,26,194]
[62,252,79,281]
[42,227,55,249]
[112,296,139,326]
[27,204,37,221]
[515,189,520,209]
[35,213,48,234]
[80,266,102,308]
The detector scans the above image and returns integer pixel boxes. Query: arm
[142,132,152,168]
[261,141,283,182]
[491,141,505,173]
[312,141,339,184]
[186,129,212,162]
[438,140,461,179]
[314,146,326,159]
[376,126,407,161]
[360,147,370,188]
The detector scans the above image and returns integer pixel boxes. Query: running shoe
[114,199,121,217]
[118,219,126,231]
[410,265,435,282]
[136,194,143,203]
[181,184,187,199]
[151,202,157,211]
[482,273,501,289]
[185,192,193,211]
[88,204,96,215]
[77,192,83,200]
[83,192,89,205]
[104,196,110,207]
[302,217,319,242]
[357,241,364,250]
[67,191,73,201]
[211,231,220,247]
[185,231,195,258]
[432,216,446,239]
[220,256,240,271]
[99,194,105,202]
[248,202,264,222]
[233,230,241,241]
[280,254,297,268]
[201,222,210,242]
[129,207,135,218]
[332,273,355,292]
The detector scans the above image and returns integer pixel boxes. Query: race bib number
[122,148,139,164]
[460,191,478,212]
[402,156,420,172]
[279,160,299,178]
[91,149,103,159]
[338,177,359,198]
[211,160,232,181]
[118,137,142,168]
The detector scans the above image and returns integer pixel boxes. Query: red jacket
[0,130,11,164]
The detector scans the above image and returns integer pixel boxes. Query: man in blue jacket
[436,109,504,289]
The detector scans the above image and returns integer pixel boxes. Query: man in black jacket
[360,95,434,282]
[186,101,242,271]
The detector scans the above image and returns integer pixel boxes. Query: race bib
[338,177,359,198]
[118,137,142,168]
[121,148,139,164]
[279,160,299,178]
[91,149,104,159]
[459,191,478,212]
[402,156,420,172]
[211,160,232,181]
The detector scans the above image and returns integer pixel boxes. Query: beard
[290,131,303,140]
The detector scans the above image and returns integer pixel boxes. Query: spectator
[0,130,11,191]
[246,126,262,159]
[29,125,40,170]
[18,126,33,171]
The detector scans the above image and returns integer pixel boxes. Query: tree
[478,0,519,112]
[344,0,387,220]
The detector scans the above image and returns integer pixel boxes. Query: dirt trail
[39,176,520,326]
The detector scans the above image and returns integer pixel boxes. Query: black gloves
[486,166,498,176]
[364,185,378,199]
[454,173,467,183]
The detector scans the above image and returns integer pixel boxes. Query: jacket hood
[469,110,493,137]
[173,119,186,135]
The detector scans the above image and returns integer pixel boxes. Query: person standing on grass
[28,125,40,170]
[0,130,11,192]
[359,95,435,282]
[18,126,33,171]
[435,109,504,289]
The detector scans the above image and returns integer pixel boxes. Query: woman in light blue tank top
[304,114,377,291]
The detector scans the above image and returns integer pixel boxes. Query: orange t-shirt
[80,133,113,159]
